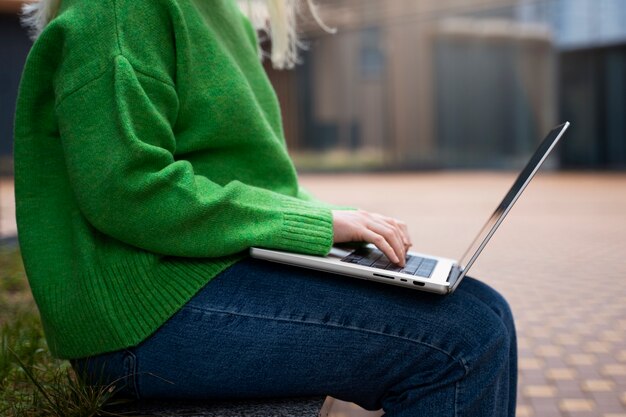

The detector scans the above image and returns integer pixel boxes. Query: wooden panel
[0,0,29,14]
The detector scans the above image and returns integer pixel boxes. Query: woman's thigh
[114,257,515,410]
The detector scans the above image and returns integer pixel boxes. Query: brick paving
[299,172,626,417]
[0,179,16,239]
[2,173,626,417]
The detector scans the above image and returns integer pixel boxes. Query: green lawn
[0,245,121,417]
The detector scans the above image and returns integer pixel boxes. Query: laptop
[250,122,570,295]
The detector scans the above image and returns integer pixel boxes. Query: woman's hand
[332,210,412,266]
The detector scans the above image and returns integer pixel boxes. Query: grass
[291,148,390,172]
[0,244,125,417]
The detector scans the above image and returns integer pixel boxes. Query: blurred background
[264,0,626,172]
[1,0,626,173]
[1,1,626,417]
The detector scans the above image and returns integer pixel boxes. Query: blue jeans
[71,257,517,416]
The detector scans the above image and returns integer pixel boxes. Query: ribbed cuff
[275,197,335,256]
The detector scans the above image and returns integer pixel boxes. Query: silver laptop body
[251,123,570,295]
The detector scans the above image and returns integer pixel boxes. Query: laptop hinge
[447,265,461,285]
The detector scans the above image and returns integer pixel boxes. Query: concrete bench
[109,396,333,417]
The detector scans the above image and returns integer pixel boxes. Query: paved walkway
[301,172,626,417]
[2,173,626,417]
[0,179,16,239]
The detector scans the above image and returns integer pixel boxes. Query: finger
[397,221,412,248]
[373,215,410,257]
[366,220,406,266]
[380,215,412,248]
[362,229,400,265]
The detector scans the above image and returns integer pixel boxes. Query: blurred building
[267,0,626,170]
[518,0,626,168]
[1,0,625,173]
[266,0,557,169]
[1,1,31,175]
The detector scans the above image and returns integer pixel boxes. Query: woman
[14,0,517,415]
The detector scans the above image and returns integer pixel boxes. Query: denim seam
[459,290,511,367]
[455,379,460,417]
[184,304,470,375]
[452,289,509,417]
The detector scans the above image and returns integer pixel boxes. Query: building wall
[517,0,626,168]
[2,0,624,172]
[434,20,556,168]
[560,45,626,168]
[270,0,557,169]
[518,0,626,49]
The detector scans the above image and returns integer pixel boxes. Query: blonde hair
[240,0,335,69]
[21,0,61,41]
[21,0,334,70]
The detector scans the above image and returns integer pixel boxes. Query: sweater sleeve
[56,54,334,258]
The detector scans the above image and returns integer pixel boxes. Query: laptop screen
[456,122,570,280]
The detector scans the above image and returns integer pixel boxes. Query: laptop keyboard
[341,247,437,278]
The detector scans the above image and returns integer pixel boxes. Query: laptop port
[373,273,394,280]
[413,281,425,287]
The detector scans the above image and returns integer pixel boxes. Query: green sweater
[14,0,336,359]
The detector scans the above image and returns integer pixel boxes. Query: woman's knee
[383,293,512,413]
[442,287,513,373]
[460,277,516,335]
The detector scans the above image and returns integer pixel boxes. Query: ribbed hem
[274,196,334,256]
[43,251,244,359]
[40,199,334,359]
